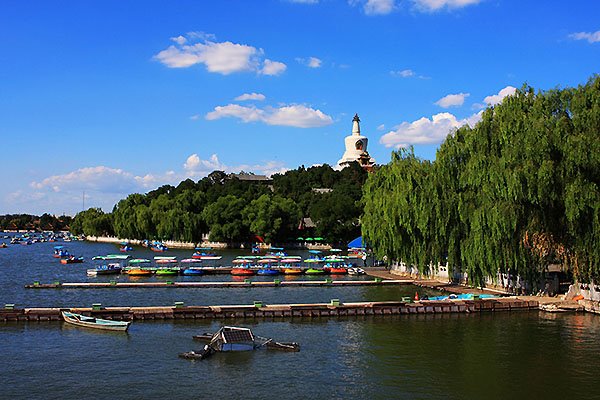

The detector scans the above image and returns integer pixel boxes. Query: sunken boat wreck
[179,326,300,360]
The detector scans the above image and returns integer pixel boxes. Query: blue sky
[1,0,598,215]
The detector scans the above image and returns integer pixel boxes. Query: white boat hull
[62,311,130,332]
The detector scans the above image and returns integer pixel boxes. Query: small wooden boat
[61,311,131,332]
[127,268,153,276]
[60,256,84,264]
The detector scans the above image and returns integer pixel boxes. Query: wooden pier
[0,297,539,322]
[24,279,413,289]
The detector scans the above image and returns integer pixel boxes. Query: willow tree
[363,75,600,284]
[362,149,443,275]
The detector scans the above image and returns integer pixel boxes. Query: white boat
[347,267,365,275]
[61,311,131,332]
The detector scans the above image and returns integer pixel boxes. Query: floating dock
[24,279,413,289]
[0,298,539,322]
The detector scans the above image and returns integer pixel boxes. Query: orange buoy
[414,291,419,301]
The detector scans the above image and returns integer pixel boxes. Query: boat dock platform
[0,297,539,322]
[24,279,413,289]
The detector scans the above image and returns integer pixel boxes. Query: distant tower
[337,114,375,170]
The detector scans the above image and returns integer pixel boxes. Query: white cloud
[170,35,187,45]
[364,0,396,15]
[413,0,481,12]
[31,166,144,193]
[183,153,287,178]
[380,111,481,148]
[235,93,266,101]
[154,34,285,76]
[190,114,201,120]
[296,57,323,68]
[435,92,470,108]
[391,69,415,78]
[266,105,332,127]
[390,69,429,79]
[17,154,290,214]
[154,46,203,68]
[206,104,333,128]
[483,86,516,106]
[206,104,265,123]
[568,31,600,44]
[377,124,386,131]
[261,59,287,76]
[308,57,322,68]
[465,110,483,127]
[184,153,224,172]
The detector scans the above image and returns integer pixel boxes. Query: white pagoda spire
[352,113,360,135]
[337,113,375,170]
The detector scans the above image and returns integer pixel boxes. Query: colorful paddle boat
[231,267,256,276]
[53,246,70,258]
[60,256,84,264]
[127,268,153,276]
[155,267,180,276]
[88,263,122,276]
[119,243,133,252]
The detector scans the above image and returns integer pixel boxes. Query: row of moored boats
[85,254,365,276]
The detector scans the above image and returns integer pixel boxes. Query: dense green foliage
[363,75,600,283]
[0,214,72,231]
[70,208,114,237]
[72,164,368,245]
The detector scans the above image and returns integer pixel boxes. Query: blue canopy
[347,236,365,249]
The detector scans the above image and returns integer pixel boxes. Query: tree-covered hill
[71,163,368,246]
[0,214,72,231]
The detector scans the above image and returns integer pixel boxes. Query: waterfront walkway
[367,270,586,312]
[0,297,539,322]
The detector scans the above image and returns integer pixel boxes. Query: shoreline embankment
[85,236,332,250]
[368,270,596,315]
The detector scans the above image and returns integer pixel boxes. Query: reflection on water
[1,241,599,399]
[1,314,600,399]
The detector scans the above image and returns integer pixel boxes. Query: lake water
[1,239,599,399]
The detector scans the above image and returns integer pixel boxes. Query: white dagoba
[337,114,376,170]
